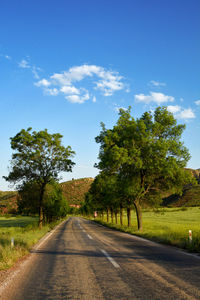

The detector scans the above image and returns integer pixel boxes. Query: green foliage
[4,128,75,185]
[43,181,70,220]
[4,128,75,227]
[90,106,194,230]
[18,180,70,221]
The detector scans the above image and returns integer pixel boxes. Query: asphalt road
[1,217,200,300]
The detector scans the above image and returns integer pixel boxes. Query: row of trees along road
[83,106,195,231]
[4,128,75,228]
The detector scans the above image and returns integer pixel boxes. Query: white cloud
[180,97,184,102]
[149,80,166,87]
[92,96,96,103]
[195,100,200,106]
[60,85,80,95]
[135,92,174,105]
[35,78,51,87]
[177,108,195,120]
[35,64,125,103]
[18,59,30,69]
[66,93,90,104]
[167,105,195,120]
[44,88,59,96]
[167,105,181,113]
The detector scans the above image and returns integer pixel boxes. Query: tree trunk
[115,211,118,224]
[39,185,45,229]
[111,208,114,223]
[120,205,123,226]
[39,206,43,229]
[134,201,143,231]
[127,207,131,227]
[106,208,109,222]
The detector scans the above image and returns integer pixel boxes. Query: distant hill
[162,169,200,207]
[0,191,18,214]
[60,177,94,206]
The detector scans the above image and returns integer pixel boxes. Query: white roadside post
[189,230,192,243]
[11,237,14,248]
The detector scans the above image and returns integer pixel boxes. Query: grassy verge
[0,216,65,270]
[89,207,200,253]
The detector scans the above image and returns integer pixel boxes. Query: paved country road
[1,217,200,300]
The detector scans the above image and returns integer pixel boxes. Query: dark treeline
[81,106,195,231]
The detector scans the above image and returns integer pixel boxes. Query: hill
[162,168,200,207]
[60,177,94,206]
[0,191,18,214]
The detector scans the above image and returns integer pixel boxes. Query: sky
[0,0,200,190]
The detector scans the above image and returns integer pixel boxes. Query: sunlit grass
[0,216,64,270]
[94,207,200,252]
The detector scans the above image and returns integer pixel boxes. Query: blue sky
[0,0,200,190]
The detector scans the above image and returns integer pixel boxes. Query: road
[1,217,200,300]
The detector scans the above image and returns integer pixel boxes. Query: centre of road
[79,220,120,269]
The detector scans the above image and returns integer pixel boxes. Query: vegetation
[86,106,195,231]
[18,180,70,222]
[0,191,18,215]
[92,207,200,252]
[61,177,93,206]
[3,128,75,228]
[0,216,65,270]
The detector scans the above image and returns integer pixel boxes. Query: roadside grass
[91,207,200,253]
[0,216,64,270]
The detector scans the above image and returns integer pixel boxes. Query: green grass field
[0,216,63,270]
[96,207,200,252]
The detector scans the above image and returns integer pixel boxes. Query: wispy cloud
[5,55,11,60]
[0,53,12,60]
[167,105,195,120]
[135,92,174,105]
[195,99,200,106]
[35,64,125,104]
[18,59,31,69]
[18,58,42,79]
[149,80,166,87]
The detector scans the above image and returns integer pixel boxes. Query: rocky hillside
[60,177,94,206]
[0,191,18,214]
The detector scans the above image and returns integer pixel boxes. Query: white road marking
[100,249,120,268]
[87,234,93,240]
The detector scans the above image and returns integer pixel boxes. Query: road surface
[1,217,200,299]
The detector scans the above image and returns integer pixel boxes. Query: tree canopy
[4,128,75,227]
[92,106,194,230]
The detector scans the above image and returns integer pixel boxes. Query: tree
[4,128,75,228]
[95,106,195,231]
[17,180,70,222]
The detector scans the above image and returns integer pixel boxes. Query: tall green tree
[4,128,75,228]
[95,106,194,231]
[17,180,70,222]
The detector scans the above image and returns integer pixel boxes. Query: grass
[92,207,200,253]
[0,216,64,270]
